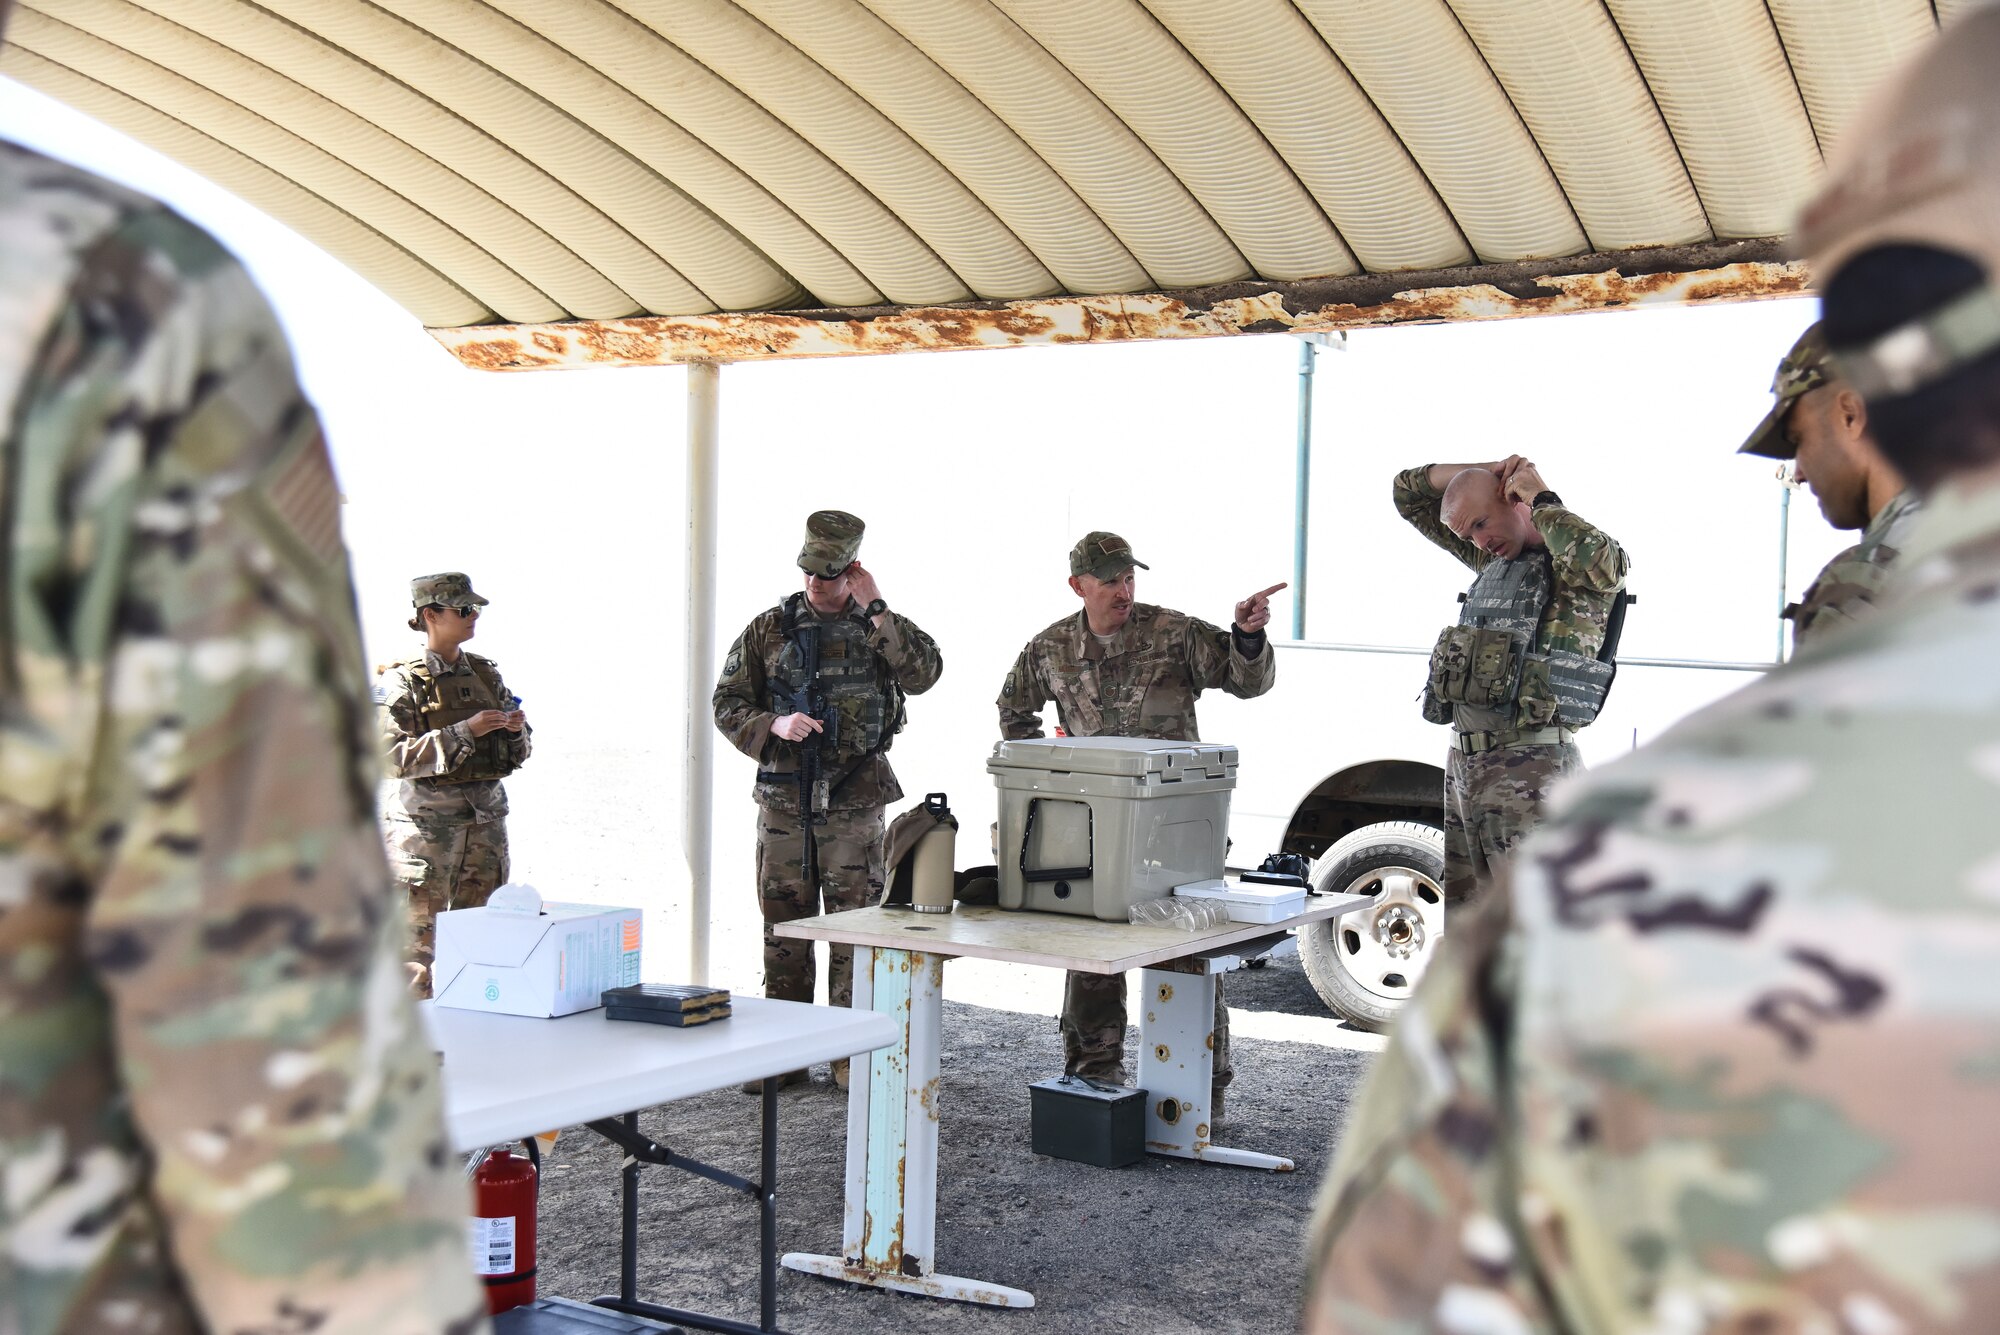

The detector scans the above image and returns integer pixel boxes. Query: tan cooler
[987,737,1237,921]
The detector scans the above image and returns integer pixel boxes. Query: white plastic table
[423,998,897,1335]
[770,896,1366,1308]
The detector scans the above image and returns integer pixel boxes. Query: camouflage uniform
[377,613,530,995]
[1307,477,2000,1334]
[1787,487,1922,648]
[1315,12,2000,1329]
[1739,324,1925,652]
[1396,466,1628,901]
[713,514,942,1008]
[999,543,1276,1091]
[0,144,486,1335]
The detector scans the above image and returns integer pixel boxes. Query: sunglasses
[448,604,480,617]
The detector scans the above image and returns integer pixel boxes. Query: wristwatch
[1531,489,1563,509]
[862,598,888,618]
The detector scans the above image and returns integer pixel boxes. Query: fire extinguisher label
[469,1215,517,1276]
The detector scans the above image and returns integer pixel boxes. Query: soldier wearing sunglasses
[377,571,530,995]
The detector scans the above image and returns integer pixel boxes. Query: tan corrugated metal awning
[3,0,1955,367]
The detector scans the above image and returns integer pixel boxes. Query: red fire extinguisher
[470,1146,537,1314]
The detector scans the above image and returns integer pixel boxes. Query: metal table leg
[781,945,1034,1307]
[760,1074,777,1332]
[590,1090,791,1335]
[1138,965,1295,1172]
[620,1110,640,1305]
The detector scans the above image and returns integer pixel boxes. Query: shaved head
[1440,468,1502,522]
[1441,467,1540,561]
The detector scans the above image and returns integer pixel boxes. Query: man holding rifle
[714,511,942,1090]
[1395,455,1629,903]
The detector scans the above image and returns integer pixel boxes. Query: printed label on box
[555,913,642,1011]
[469,1215,516,1276]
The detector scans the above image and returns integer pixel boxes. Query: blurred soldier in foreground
[378,572,529,996]
[1740,322,1921,650]
[1396,457,1629,903]
[0,119,486,1335]
[1308,12,2000,1330]
[714,511,942,1091]
[998,531,1283,1121]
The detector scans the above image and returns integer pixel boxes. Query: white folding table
[770,896,1366,1307]
[423,997,897,1335]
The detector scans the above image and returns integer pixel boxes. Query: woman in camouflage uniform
[377,571,530,996]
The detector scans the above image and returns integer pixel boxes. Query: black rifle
[784,619,836,886]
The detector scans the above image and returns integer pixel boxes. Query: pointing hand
[1233,583,1287,634]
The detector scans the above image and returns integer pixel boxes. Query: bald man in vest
[1396,458,1629,904]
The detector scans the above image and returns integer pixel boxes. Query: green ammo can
[1029,1075,1145,1169]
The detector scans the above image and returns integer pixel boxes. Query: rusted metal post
[685,361,720,984]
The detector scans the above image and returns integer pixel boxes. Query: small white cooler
[988,736,1236,921]
[1172,878,1307,925]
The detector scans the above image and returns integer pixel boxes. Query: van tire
[1298,821,1447,1033]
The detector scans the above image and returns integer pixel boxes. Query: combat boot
[740,1069,807,1095]
[1209,1085,1226,1133]
[833,1058,849,1091]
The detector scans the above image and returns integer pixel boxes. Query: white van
[1218,638,1770,1029]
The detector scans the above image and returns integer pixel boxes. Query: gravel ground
[532,954,1377,1335]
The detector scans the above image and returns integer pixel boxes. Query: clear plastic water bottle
[1127,898,1230,931]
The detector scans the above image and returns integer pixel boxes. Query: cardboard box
[434,885,642,1018]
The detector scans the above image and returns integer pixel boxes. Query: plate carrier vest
[399,654,520,784]
[1421,552,1618,732]
[764,593,905,781]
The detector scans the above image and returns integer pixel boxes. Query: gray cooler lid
[987,735,1237,779]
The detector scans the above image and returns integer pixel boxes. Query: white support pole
[683,362,721,985]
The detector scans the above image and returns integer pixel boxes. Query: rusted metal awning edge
[430,239,1807,372]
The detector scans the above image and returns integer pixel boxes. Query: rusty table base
[780,946,1036,1308]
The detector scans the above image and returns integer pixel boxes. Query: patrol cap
[1737,323,1833,459]
[799,510,864,579]
[1069,531,1150,581]
[411,572,487,609]
[1798,5,2000,402]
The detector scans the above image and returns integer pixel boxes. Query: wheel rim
[1329,866,1446,1005]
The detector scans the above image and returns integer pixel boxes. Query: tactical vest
[765,594,904,775]
[1422,553,1616,732]
[400,654,520,784]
